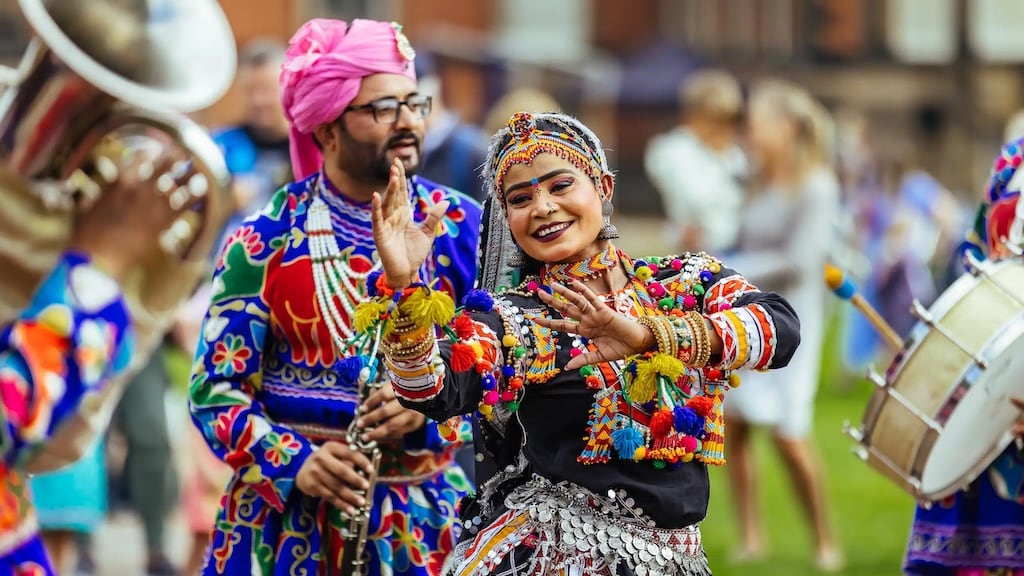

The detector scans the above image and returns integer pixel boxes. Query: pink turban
[280,18,417,180]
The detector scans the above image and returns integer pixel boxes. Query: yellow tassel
[648,353,685,381]
[628,360,658,404]
[478,403,494,419]
[400,288,455,327]
[354,300,387,333]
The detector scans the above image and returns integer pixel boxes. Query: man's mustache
[385,132,420,148]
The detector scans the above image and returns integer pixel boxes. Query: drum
[846,256,1024,503]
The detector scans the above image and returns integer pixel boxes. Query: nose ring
[546,202,556,215]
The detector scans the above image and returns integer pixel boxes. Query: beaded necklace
[540,243,620,284]
[306,176,382,352]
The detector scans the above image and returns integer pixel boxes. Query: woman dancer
[354,112,802,575]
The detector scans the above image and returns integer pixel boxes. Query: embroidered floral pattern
[190,175,481,575]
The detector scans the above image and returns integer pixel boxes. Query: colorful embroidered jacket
[0,253,133,576]
[189,174,481,576]
[384,251,800,531]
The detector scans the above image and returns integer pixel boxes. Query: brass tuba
[0,0,237,471]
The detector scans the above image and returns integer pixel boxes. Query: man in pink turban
[189,17,482,576]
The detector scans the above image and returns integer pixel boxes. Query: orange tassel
[450,342,477,372]
[686,396,714,419]
[650,408,674,439]
[452,314,476,340]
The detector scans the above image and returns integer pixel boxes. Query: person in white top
[724,79,845,572]
[645,69,747,253]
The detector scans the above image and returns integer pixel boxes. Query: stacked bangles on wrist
[638,312,712,368]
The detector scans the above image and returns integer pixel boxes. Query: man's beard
[335,126,421,184]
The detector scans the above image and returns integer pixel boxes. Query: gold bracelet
[638,316,675,357]
[670,316,694,364]
[384,332,437,361]
[683,311,712,367]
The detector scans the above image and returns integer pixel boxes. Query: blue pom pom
[481,373,497,390]
[334,355,366,387]
[462,289,495,312]
[539,284,554,295]
[699,270,713,283]
[634,259,648,268]
[673,406,704,437]
[611,426,644,459]
[501,365,516,378]
[366,270,383,297]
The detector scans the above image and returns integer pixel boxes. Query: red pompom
[450,342,478,372]
[650,409,674,439]
[686,396,714,419]
[452,314,476,340]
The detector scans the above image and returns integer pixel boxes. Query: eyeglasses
[343,95,433,124]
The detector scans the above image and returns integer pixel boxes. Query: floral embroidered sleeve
[0,252,133,467]
[189,191,314,514]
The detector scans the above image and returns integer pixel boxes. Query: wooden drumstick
[824,264,905,352]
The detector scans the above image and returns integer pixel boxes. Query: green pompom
[659,297,675,310]
[692,284,705,296]
[652,460,667,470]
[506,401,520,412]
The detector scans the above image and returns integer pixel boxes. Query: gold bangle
[683,311,712,368]
[384,332,437,361]
[670,316,694,364]
[638,316,675,357]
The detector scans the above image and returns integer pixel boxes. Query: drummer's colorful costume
[359,112,803,576]
[188,18,482,576]
[0,253,133,575]
[903,138,1024,576]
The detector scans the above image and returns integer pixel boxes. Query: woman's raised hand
[371,158,449,290]
[533,280,655,371]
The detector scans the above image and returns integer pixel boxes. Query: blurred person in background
[415,51,489,202]
[723,79,845,572]
[644,69,747,254]
[29,442,107,575]
[0,152,206,574]
[212,38,293,240]
[109,345,179,575]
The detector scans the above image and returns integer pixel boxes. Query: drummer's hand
[356,383,426,443]
[69,151,206,280]
[1011,397,1024,438]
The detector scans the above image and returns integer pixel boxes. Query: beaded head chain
[486,112,611,207]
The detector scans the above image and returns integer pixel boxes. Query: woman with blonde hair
[724,79,845,571]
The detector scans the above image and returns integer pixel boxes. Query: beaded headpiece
[477,112,614,293]
[490,112,608,207]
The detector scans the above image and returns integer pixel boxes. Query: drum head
[920,322,1024,498]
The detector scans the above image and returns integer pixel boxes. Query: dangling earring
[508,245,525,267]
[598,200,619,240]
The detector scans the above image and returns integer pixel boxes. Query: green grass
[701,308,913,576]
[168,309,913,575]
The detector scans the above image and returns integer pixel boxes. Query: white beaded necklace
[306,176,382,352]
